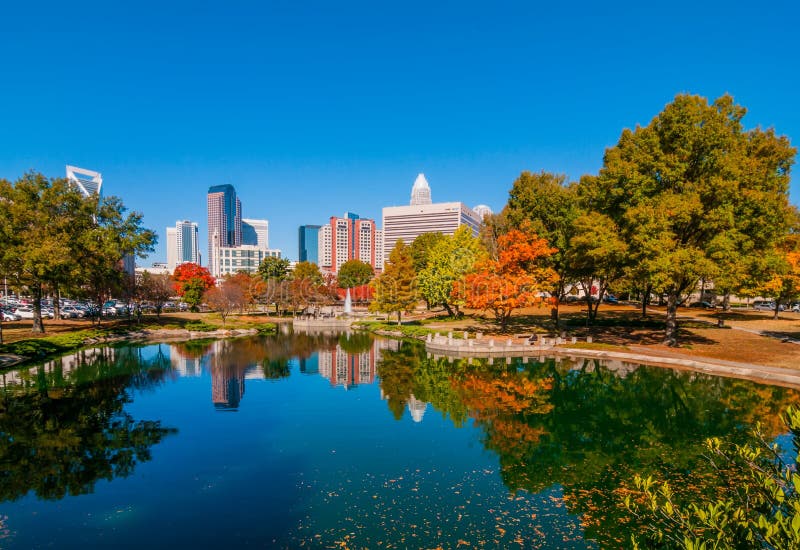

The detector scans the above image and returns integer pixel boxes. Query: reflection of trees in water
[337,332,374,354]
[0,347,176,502]
[375,345,800,546]
[172,339,215,360]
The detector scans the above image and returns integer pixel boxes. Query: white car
[753,301,776,311]
[1,310,21,321]
[15,307,34,319]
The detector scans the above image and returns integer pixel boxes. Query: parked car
[753,301,780,311]
[60,306,82,319]
[1,308,21,321]
[689,301,716,309]
[15,307,34,319]
[604,295,619,304]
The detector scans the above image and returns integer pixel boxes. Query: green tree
[82,196,155,322]
[258,256,291,281]
[0,173,155,332]
[337,259,374,289]
[417,226,483,316]
[565,211,628,324]
[292,261,324,286]
[502,171,580,327]
[258,256,291,314]
[0,174,88,332]
[370,240,417,325]
[587,94,795,346]
[409,232,446,273]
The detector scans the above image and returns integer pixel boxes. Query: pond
[0,331,797,548]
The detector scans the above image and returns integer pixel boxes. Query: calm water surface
[0,331,797,548]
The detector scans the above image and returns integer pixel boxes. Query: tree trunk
[551,304,560,329]
[0,316,4,344]
[442,302,454,317]
[31,284,44,334]
[53,284,61,321]
[663,292,679,347]
[397,311,402,326]
[722,293,731,311]
[641,284,651,317]
[774,301,781,320]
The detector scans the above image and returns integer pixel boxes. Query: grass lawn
[0,311,285,345]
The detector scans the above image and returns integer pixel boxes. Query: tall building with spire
[410,173,432,205]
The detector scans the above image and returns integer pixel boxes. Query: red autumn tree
[453,226,558,330]
[173,263,215,311]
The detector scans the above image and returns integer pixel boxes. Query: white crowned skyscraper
[410,173,432,205]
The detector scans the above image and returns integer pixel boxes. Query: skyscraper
[166,227,177,271]
[242,218,269,249]
[298,225,321,263]
[166,221,200,272]
[207,184,242,266]
[66,165,103,197]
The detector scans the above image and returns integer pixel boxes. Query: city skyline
[1,2,798,264]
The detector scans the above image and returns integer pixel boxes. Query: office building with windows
[242,218,269,249]
[207,184,242,266]
[166,220,200,272]
[316,213,381,274]
[298,225,321,263]
[213,243,282,277]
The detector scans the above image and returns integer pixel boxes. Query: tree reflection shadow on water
[375,340,800,546]
[0,346,176,502]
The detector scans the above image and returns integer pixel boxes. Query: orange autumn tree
[453,371,553,462]
[454,225,558,330]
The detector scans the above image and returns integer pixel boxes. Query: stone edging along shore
[0,327,263,371]
[422,337,800,390]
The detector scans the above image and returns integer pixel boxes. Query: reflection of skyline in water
[2,335,800,549]
[317,338,396,390]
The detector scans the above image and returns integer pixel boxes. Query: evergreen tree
[370,240,417,325]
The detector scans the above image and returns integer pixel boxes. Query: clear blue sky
[1,1,798,263]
